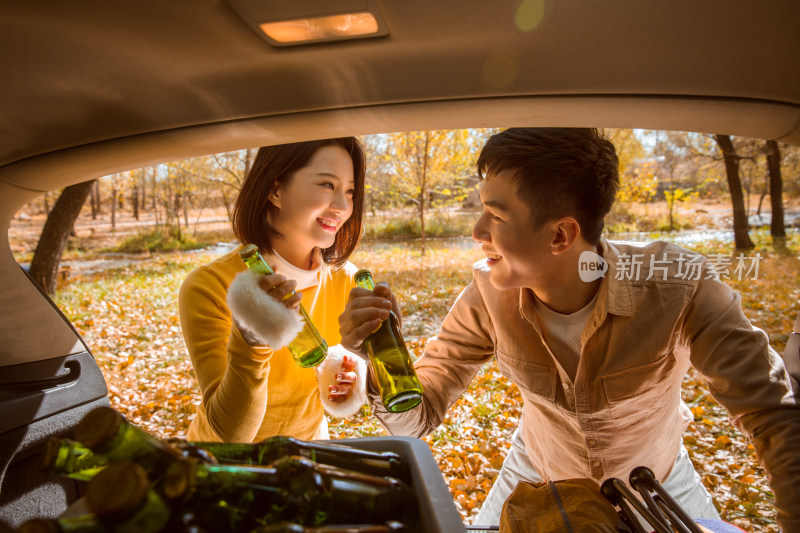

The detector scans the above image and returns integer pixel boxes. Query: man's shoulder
[603,239,708,287]
[606,239,702,260]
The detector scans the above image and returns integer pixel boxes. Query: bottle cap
[178,442,219,465]
[163,457,197,500]
[354,269,374,288]
[74,406,123,451]
[239,243,259,259]
[86,460,149,521]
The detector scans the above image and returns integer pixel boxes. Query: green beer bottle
[239,244,328,368]
[84,461,171,533]
[16,516,108,533]
[42,438,109,482]
[73,407,184,480]
[169,436,409,483]
[18,512,210,533]
[163,456,416,527]
[252,521,410,532]
[163,457,290,529]
[353,269,423,413]
[43,436,217,483]
[270,457,416,527]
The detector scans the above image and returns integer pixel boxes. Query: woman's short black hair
[232,137,366,269]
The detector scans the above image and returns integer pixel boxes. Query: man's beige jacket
[370,240,800,530]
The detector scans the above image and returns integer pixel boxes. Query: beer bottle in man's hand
[353,269,423,413]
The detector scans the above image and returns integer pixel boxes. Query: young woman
[179,138,371,443]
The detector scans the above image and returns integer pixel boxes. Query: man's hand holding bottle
[339,281,402,357]
[340,271,422,413]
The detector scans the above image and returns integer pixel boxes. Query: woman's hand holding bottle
[257,271,303,310]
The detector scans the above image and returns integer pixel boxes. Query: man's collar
[596,239,634,317]
[517,239,634,325]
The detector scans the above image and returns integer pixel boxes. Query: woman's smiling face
[268,145,355,268]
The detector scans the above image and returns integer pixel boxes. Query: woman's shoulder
[335,260,360,278]
[322,260,360,289]
[182,245,247,291]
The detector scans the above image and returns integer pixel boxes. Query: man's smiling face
[471,169,557,291]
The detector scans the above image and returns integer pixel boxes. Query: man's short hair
[477,128,619,244]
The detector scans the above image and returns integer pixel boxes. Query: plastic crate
[57,435,467,532]
[339,436,466,533]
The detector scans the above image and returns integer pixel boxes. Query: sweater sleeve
[683,275,800,530]
[179,265,274,443]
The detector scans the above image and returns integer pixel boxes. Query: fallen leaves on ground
[53,234,800,532]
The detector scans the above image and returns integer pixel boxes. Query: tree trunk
[221,189,233,221]
[151,167,158,214]
[765,140,786,239]
[90,183,98,219]
[756,178,767,222]
[419,133,430,255]
[714,134,754,250]
[173,191,182,228]
[28,180,95,295]
[139,172,147,212]
[92,180,101,219]
[110,187,117,231]
[183,192,190,229]
[132,185,139,220]
[667,188,675,231]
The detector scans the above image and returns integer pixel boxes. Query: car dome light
[260,12,380,43]
[225,0,388,46]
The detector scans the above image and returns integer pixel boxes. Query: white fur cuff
[317,344,367,418]
[226,270,303,349]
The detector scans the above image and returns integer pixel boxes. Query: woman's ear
[268,185,281,208]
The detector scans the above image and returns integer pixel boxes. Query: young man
[338,128,800,530]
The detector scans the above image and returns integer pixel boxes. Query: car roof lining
[3,1,800,177]
[2,95,799,198]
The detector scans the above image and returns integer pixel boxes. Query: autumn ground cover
[47,231,800,532]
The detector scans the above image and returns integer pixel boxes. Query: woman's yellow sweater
[179,245,357,442]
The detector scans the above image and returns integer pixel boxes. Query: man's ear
[550,217,581,255]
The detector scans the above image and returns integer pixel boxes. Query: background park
[10,128,800,532]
